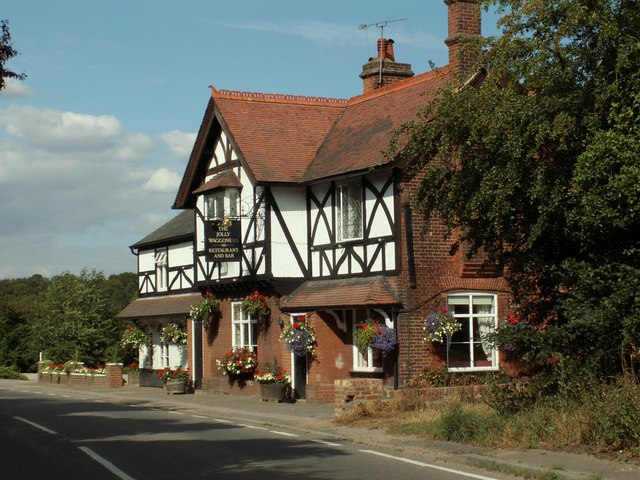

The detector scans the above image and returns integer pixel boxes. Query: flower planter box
[165,379,188,395]
[260,383,287,402]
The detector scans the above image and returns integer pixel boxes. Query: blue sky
[0,1,501,279]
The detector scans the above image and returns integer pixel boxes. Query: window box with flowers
[240,290,269,319]
[190,291,221,329]
[280,315,316,357]
[254,362,291,402]
[160,323,187,349]
[216,347,257,377]
[157,366,190,394]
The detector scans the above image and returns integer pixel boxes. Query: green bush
[0,365,27,380]
[435,402,502,443]
[582,381,640,453]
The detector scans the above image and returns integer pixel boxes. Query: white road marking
[240,424,268,431]
[190,414,207,419]
[270,430,299,437]
[212,418,232,423]
[310,439,342,447]
[79,446,136,480]
[165,411,184,415]
[360,450,500,480]
[13,416,57,435]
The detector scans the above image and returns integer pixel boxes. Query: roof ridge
[210,86,348,107]
[347,65,451,106]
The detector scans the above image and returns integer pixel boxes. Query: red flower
[258,295,266,301]
[251,295,258,301]
[361,323,367,330]
[299,315,306,322]
[376,327,382,334]
[293,322,300,329]
[205,291,213,298]
[130,362,137,367]
[441,307,448,313]
[276,375,282,381]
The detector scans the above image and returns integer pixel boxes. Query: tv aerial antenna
[358,17,407,39]
[358,18,407,87]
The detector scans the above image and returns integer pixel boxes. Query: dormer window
[337,181,363,241]
[205,188,240,220]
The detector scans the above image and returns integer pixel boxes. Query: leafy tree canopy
[0,19,26,90]
[395,0,640,387]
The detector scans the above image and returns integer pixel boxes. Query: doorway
[293,353,307,399]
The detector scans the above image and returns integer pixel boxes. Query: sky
[0,1,501,280]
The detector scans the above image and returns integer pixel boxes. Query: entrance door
[293,353,307,399]
[192,321,203,389]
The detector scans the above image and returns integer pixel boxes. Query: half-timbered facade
[119,0,511,400]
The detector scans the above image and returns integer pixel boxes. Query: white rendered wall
[270,186,307,278]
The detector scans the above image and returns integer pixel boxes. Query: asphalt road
[0,385,507,480]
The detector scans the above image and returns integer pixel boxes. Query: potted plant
[280,315,316,356]
[240,290,270,318]
[157,366,190,394]
[355,320,398,357]
[216,348,257,377]
[422,308,462,344]
[190,291,221,329]
[254,361,291,402]
[160,323,187,349]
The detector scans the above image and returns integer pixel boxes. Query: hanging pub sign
[204,219,242,262]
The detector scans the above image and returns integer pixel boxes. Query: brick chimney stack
[360,38,414,94]
[444,0,482,79]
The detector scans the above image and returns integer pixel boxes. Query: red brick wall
[444,0,482,79]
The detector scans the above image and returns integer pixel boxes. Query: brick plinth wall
[334,378,384,413]
[37,362,124,388]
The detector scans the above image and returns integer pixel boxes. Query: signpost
[204,219,241,262]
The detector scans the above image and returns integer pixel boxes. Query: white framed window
[352,308,390,372]
[232,302,257,350]
[205,188,240,220]
[154,250,168,292]
[446,293,498,371]
[337,182,363,241]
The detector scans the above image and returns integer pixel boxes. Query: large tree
[0,19,26,90]
[395,0,640,387]
[29,269,122,365]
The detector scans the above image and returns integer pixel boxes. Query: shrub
[582,381,640,453]
[0,365,27,380]
[435,402,501,443]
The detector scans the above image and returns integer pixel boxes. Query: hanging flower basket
[190,291,221,328]
[120,326,151,350]
[160,323,187,347]
[422,308,461,343]
[279,315,317,356]
[355,320,398,357]
[240,290,269,318]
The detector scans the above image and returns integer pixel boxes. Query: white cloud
[143,168,181,194]
[214,20,443,50]
[0,78,34,99]
[0,105,180,278]
[157,130,196,159]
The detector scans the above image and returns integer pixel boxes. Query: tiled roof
[116,293,202,319]
[193,170,243,194]
[304,68,451,181]
[173,66,452,208]
[281,276,400,311]
[211,88,345,183]
[130,210,194,249]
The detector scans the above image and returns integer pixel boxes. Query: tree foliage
[395,0,640,387]
[0,270,137,370]
[0,19,26,90]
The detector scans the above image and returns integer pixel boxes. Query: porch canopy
[116,293,202,319]
[280,276,400,312]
